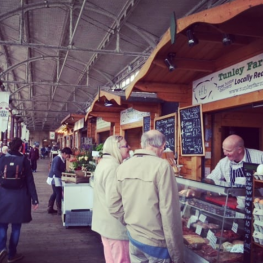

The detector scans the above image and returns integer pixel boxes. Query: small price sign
[207,230,217,249]
[195,225,202,235]
[199,214,206,223]
[232,222,238,233]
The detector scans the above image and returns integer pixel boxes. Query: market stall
[124,0,263,261]
[85,90,162,148]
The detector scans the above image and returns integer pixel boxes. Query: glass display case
[176,177,247,263]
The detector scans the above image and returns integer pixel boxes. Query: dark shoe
[0,249,7,263]
[48,200,57,214]
[7,253,24,263]
[47,207,57,214]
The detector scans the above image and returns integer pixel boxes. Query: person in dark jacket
[28,145,39,172]
[46,147,72,215]
[0,137,39,263]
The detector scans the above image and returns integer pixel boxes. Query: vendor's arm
[206,158,231,187]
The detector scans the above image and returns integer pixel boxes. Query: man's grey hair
[141,132,166,149]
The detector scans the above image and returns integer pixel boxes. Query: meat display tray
[205,196,237,210]
[185,198,245,219]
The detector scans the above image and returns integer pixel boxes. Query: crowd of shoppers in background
[29,145,39,172]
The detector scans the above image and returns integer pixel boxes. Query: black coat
[0,151,39,223]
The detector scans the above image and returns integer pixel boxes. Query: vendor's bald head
[222,134,245,162]
[141,130,166,157]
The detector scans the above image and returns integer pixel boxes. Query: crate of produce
[62,172,90,183]
[74,170,92,177]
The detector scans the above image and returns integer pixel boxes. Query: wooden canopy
[125,0,263,111]
[85,90,162,123]
[61,114,85,126]
[55,113,85,134]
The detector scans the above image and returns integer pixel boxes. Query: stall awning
[85,90,163,123]
[125,0,263,110]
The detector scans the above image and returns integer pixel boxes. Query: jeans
[129,242,172,263]
[31,159,37,171]
[49,184,62,205]
[0,223,22,258]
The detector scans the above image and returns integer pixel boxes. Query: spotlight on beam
[222,34,233,46]
[186,29,199,47]
[164,53,176,72]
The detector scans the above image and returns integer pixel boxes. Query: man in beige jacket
[109,130,183,263]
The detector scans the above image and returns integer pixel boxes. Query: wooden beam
[156,92,190,103]
[93,103,125,111]
[99,90,122,105]
[217,19,263,39]
[153,58,215,72]
[89,112,120,123]
[194,31,251,46]
[202,89,263,113]
[215,38,263,70]
[131,103,161,114]
[135,81,188,93]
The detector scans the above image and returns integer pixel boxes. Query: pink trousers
[101,236,130,263]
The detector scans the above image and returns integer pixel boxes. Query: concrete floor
[6,157,105,263]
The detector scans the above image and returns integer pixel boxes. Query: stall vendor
[180,134,263,204]
[205,134,263,186]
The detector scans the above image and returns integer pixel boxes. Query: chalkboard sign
[179,104,205,156]
[143,116,151,133]
[154,113,176,153]
[243,162,258,262]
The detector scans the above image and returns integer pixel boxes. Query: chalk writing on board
[143,116,151,132]
[179,105,204,155]
[155,115,175,153]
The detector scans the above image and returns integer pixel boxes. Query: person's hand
[179,189,196,197]
[32,204,39,211]
[203,178,215,185]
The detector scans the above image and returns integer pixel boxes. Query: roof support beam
[0,40,150,57]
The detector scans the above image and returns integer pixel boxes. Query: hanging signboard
[193,53,263,105]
